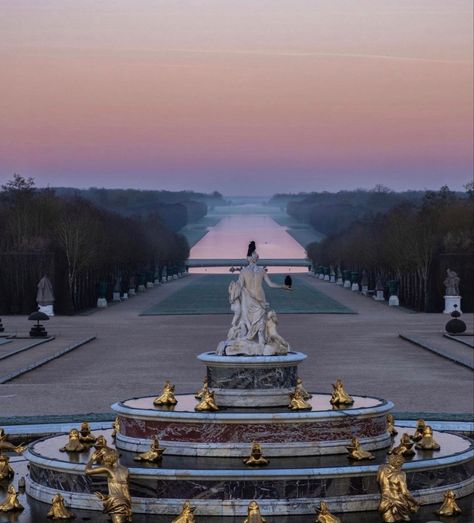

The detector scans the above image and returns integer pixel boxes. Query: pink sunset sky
[0,0,472,195]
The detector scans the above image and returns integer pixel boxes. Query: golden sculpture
[85,449,132,523]
[436,490,462,516]
[134,436,165,463]
[314,501,341,523]
[47,493,75,519]
[243,500,267,523]
[171,501,196,523]
[289,389,312,410]
[79,421,97,444]
[87,435,116,466]
[195,377,209,400]
[295,377,312,400]
[195,389,219,411]
[390,433,415,457]
[243,442,269,467]
[0,454,14,481]
[330,379,354,406]
[386,414,398,437]
[59,429,86,453]
[414,426,440,450]
[112,417,120,441]
[346,437,375,461]
[0,485,24,512]
[0,428,26,454]
[410,419,426,442]
[154,380,178,406]
[377,454,419,522]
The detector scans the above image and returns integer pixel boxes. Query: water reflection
[190,213,308,274]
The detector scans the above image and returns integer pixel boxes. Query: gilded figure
[243,442,269,466]
[289,389,312,410]
[112,417,120,440]
[410,419,426,442]
[87,435,116,466]
[243,500,267,523]
[386,414,398,437]
[414,426,440,451]
[79,422,96,444]
[330,379,354,406]
[195,389,219,411]
[377,454,419,522]
[0,428,25,454]
[436,490,462,516]
[85,449,132,523]
[295,377,312,400]
[171,501,196,523]
[154,381,178,406]
[0,485,24,512]
[47,493,75,519]
[134,436,165,463]
[346,437,375,461]
[314,501,341,523]
[389,433,415,457]
[0,454,14,481]
[59,429,86,453]
[195,377,209,400]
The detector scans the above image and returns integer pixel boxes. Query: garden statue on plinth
[216,241,291,356]
[443,268,462,314]
[37,275,55,316]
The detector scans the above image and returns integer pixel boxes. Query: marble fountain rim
[111,395,394,423]
[197,350,307,366]
[25,476,474,515]
[24,428,474,479]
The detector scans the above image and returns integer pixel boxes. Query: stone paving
[0,274,473,420]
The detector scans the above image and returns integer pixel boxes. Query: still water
[189,209,308,274]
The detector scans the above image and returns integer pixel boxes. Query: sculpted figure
[386,414,398,437]
[59,429,86,453]
[436,490,462,516]
[390,433,415,457]
[195,389,219,411]
[134,436,165,463]
[47,493,75,519]
[289,389,312,411]
[346,437,375,461]
[194,377,209,400]
[377,454,419,522]
[330,379,354,406]
[0,428,25,454]
[314,501,341,523]
[88,436,117,466]
[295,377,312,400]
[243,441,269,467]
[0,485,24,512]
[111,417,120,441]
[217,242,290,356]
[414,426,440,451]
[410,419,426,442]
[85,450,132,523]
[172,501,196,523]
[444,268,460,296]
[243,500,267,523]
[0,454,14,480]
[153,381,178,406]
[79,422,96,444]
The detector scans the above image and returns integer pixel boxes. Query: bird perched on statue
[284,275,292,288]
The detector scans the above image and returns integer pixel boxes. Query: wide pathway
[0,274,472,420]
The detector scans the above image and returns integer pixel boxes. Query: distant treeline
[274,186,473,312]
[53,187,227,232]
[0,176,218,314]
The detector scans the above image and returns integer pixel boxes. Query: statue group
[216,241,291,356]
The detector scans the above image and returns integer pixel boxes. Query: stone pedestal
[336,277,343,286]
[96,298,107,308]
[121,292,129,300]
[129,288,136,296]
[154,279,161,285]
[161,277,167,284]
[444,295,462,314]
[373,290,384,301]
[138,284,146,292]
[324,274,330,281]
[361,285,369,296]
[198,351,307,407]
[112,292,121,302]
[351,283,359,292]
[146,282,154,289]
[388,295,399,307]
[330,275,336,283]
[343,280,351,288]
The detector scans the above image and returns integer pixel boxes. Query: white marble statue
[217,242,291,356]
